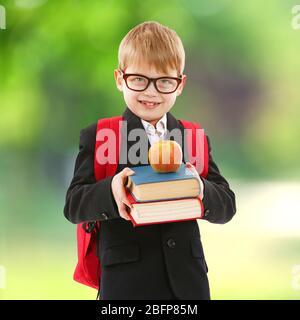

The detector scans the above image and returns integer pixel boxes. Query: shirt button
[101,213,108,220]
[167,238,176,248]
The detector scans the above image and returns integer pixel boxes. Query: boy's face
[114,62,187,126]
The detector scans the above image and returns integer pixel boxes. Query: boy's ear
[176,74,187,96]
[114,69,123,92]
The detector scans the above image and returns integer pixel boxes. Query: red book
[125,189,204,227]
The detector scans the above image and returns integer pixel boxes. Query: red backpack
[73,116,209,290]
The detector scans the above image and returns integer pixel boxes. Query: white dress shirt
[141,113,167,146]
[141,114,204,200]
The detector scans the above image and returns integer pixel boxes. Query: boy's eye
[132,77,146,82]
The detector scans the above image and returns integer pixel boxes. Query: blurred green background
[1,0,300,299]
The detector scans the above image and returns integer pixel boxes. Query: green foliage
[1,0,300,299]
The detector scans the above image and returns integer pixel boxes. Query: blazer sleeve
[200,135,236,224]
[63,123,120,224]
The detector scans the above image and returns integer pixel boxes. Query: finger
[186,162,200,177]
[186,161,195,171]
[186,163,203,198]
[121,196,132,209]
[199,178,204,200]
[121,167,135,178]
[118,203,131,221]
[115,192,130,208]
[121,168,135,188]
[119,183,133,209]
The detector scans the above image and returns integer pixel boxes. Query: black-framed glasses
[119,69,183,94]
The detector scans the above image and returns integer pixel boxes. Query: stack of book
[125,163,204,227]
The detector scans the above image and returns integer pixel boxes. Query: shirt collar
[141,113,167,137]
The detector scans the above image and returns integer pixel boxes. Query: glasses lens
[126,75,148,90]
[156,78,178,93]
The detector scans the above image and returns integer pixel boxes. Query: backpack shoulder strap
[94,116,123,180]
[178,119,209,178]
[73,116,123,291]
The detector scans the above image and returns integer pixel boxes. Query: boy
[64,21,236,300]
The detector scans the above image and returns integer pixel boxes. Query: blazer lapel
[118,107,150,170]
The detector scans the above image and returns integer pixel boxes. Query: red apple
[148,140,183,173]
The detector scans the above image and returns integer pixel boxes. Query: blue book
[126,163,201,202]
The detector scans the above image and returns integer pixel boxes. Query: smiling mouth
[139,100,161,107]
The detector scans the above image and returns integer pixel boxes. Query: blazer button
[167,238,176,248]
[204,209,210,217]
[101,213,108,220]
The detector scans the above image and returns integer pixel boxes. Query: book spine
[128,211,138,228]
[130,216,202,227]
[199,198,204,219]
[128,189,201,204]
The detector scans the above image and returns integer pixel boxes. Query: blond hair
[118,21,185,76]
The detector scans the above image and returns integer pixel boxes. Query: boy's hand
[186,162,204,200]
[111,167,135,221]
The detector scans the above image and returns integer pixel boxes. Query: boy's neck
[145,114,167,128]
[149,119,159,127]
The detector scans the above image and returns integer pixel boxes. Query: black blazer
[64,107,236,300]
